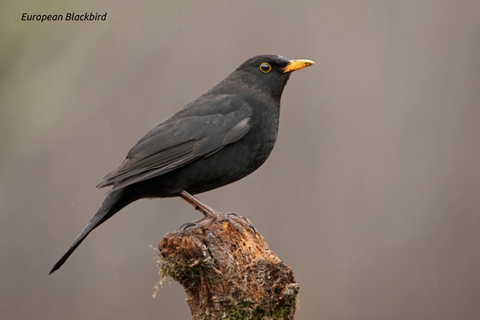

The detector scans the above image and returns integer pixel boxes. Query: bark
[154,215,299,320]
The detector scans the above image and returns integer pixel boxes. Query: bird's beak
[281,59,315,73]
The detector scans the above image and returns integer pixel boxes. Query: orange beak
[281,59,315,73]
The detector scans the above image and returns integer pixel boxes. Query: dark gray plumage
[50,54,314,274]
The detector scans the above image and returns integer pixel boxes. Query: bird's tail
[49,189,131,275]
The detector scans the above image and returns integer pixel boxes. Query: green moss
[225,297,297,320]
[152,245,208,296]
[159,259,205,288]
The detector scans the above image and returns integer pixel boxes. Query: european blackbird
[50,54,314,274]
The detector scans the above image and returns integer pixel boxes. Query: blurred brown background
[1,0,480,319]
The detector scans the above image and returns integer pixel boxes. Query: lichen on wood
[155,215,299,320]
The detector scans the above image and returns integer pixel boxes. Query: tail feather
[49,189,130,275]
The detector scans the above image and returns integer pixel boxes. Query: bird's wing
[97,95,252,192]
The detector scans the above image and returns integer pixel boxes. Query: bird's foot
[179,212,256,236]
[178,191,255,234]
[178,215,211,231]
[178,212,255,235]
[225,212,257,235]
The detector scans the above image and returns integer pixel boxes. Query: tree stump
[155,215,299,320]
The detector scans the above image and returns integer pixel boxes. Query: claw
[232,221,243,234]
[179,222,197,231]
[227,219,243,234]
[248,225,257,236]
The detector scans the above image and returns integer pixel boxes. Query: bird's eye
[259,63,271,73]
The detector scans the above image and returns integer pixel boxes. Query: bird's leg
[178,190,220,230]
[179,191,220,218]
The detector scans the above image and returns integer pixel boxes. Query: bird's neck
[216,74,290,105]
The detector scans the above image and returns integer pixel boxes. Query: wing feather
[97,95,253,191]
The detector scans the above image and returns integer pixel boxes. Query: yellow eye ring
[259,63,271,73]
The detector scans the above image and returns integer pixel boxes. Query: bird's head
[227,54,314,100]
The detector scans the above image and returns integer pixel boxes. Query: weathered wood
[155,215,299,320]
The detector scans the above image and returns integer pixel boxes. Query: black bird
[50,54,314,274]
